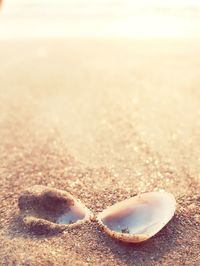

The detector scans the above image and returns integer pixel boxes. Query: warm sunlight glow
[0,0,200,38]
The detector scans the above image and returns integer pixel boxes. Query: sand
[0,38,199,265]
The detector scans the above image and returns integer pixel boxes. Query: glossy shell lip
[96,191,176,243]
[18,185,92,234]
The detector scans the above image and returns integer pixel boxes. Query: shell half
[18,185,92,234]
[97,191,176,243]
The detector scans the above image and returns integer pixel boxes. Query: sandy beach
[0,38,199,265]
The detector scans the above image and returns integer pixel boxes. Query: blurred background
[1,0,200,39]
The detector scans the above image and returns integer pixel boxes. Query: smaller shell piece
[96,191,176,243]
[18,185,93,234]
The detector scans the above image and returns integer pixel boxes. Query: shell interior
[19,185,90,227]
[98,192,176,241]
[56,204,87,225]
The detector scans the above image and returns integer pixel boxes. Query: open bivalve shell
[18,185,92,234]
[97,191,176,243]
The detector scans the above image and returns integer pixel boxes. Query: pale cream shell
[97,191,176,243]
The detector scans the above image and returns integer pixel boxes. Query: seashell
[18,185,92,234]
[96,191,176,243]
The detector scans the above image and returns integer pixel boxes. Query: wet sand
[0,38,199,265]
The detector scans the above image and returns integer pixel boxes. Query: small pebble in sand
[96,191,176,243]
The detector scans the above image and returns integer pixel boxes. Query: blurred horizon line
[1,0,200,39]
